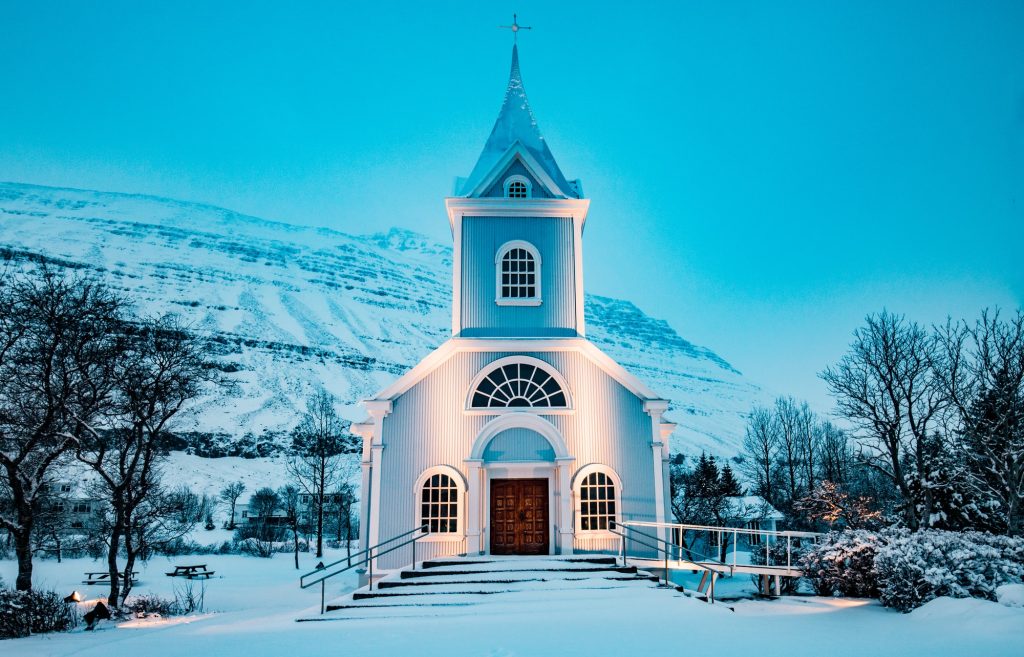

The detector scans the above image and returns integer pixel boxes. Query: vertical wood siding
[375,349,657,568]
[460,216,577,337]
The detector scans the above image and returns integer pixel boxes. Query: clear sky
[2,1,1022,410]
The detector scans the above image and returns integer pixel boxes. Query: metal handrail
[299,524,427,589]
[300,524,431,614]
[610,522,730,603]
[620,523,723,567]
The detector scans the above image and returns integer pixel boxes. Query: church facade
[353,45,675,568]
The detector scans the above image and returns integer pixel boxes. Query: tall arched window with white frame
[573,465,622,533]
[495,240,541,306]
[415,467,465,535]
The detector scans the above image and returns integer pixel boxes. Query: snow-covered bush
[874,530,1024,612]
[800,530,883,598]
[125,594,178,617]
[0,588,80,638]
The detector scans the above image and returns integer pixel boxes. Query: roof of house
[724,495,785,521]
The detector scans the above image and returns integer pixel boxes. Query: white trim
[451,210,463,335]
[502,174,533,199]
[494,240,542,306]
[571,463,624,537]
[445,197,590,233]
[468,413,572,461]
[466,143,569,200]
[464,355,572,413]
[572,216,585,336]
[413,465,468,543]
[366,338,667,405]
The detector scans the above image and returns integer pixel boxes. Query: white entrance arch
[465,413,575,557]
[469,413,570,460]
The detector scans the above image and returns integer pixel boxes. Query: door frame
[481,463,556,556]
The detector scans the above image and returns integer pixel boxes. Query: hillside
[0,182,765,458]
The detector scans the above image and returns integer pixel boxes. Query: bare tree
[740,406,780,507]
[287,389,354,558]
[0,269,123,590]
[219,481,245,529]
[821,311,949,529]
[278,484,301,569]
[76,315,211,606]
[939,309,1024,534]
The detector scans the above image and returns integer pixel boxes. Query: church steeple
[459,45,579,199]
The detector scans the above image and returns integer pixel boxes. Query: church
[353,42,676,569]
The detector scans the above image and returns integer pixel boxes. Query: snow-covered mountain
[0,182,764,458]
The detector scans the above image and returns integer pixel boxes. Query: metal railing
[299,524,431,614]
[623,520,820,573]
[609,522,725,603]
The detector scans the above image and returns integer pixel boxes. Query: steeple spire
[459,43,577,198]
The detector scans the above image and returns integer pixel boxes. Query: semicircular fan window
[471,362,567,409]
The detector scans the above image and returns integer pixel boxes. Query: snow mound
[996,583,1024,608]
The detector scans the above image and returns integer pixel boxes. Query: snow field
[2,552,1022,657]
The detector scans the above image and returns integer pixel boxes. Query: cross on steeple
[499,13,532,43]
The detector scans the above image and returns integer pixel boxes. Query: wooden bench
[83,571,137,585]
[166,564,215,579]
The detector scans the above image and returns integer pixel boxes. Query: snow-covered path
[4,554,1022,657]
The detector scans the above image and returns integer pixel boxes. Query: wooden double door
[489,478,550,555]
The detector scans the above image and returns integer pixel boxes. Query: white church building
[353,44,676,568]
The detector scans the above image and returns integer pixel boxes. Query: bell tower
[445,44,590,338]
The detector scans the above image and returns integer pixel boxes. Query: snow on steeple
[459,44,578,198]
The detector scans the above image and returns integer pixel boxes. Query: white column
[363,401,392,573]
[643,400,671,547]
[465,459,483,555]
[556,458,575,555]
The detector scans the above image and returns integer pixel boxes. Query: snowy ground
[3,553,1022,657]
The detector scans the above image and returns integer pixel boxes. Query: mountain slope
[0,182,764,457]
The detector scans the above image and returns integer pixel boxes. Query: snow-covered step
[380,570,659,588]
[354,577,658,600]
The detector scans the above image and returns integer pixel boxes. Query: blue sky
[1,1,1022,410]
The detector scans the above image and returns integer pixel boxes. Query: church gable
[480,157,553,199]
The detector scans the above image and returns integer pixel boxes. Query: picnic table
[166,564,215,579]
[83,570,137,585]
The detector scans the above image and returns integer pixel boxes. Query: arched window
[469,357,569,409]
[419,471,460,534]
[495,240,541,305]
[574,465,622,533]
[503,175,532,199]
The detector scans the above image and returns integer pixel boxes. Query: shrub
[0,588,80,638]
[125,594,178,617]
[800,530,884,598]
[875,530,1024,612]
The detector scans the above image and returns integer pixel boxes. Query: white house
[353,44,677,568]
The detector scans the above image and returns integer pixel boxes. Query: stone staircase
[305,555,664,619]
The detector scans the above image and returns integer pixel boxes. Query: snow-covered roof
[724,496,784,521]
[459,45,578,199]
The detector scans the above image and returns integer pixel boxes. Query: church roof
[459,45,578,199]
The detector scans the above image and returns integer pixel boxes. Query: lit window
[470,362,567,409]
[495,241,541,304]
[578,472,617,531]
[421,474,459,533]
